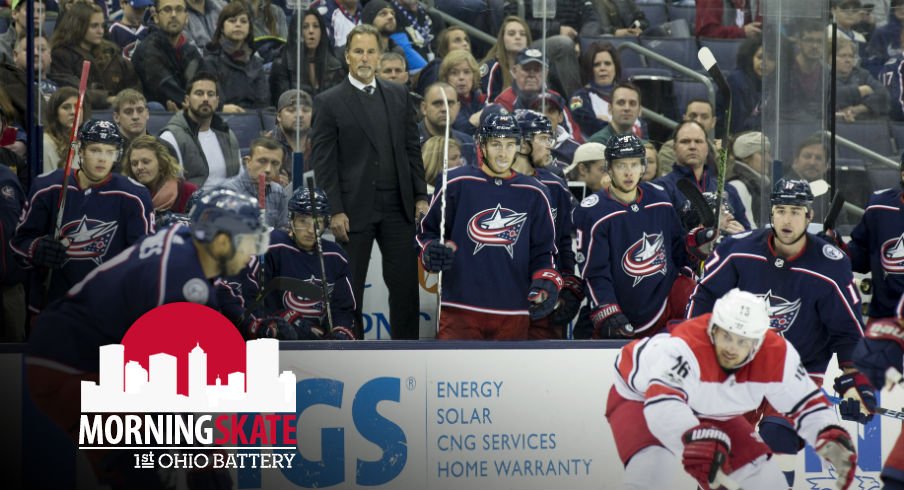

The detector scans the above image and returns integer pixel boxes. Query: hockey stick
[306,176,336,336]
[698,48,731,236]
[713,468,743,490]
[821,388,904,421]
[823,192,846,233]
[256,173,268,298]
[677,178,716,229]
[239,275,325,326]
[434,86,452,334]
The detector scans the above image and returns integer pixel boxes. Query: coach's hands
[331,213,350,242]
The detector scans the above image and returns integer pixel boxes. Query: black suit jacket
[310,78,427,231]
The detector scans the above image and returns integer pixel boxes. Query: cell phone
[0,127,16,147]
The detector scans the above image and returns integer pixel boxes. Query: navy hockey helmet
[604,134,646,168]
[514,109,552,137]
[680,192,734,230]
[79,119,124,148]
[190,188,267,244]
[771,178,814,207]
[288,186,330,222]
[478,113,522,143]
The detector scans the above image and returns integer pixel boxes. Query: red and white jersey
[613,314,838,455]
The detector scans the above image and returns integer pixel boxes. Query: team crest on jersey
[880,233,904,274]
[822,244,844,261]
[283,275,332,315]
[60,216,119,265]
[621,232,667,286]
[759,290,802,333]
[580,194,599,207]
[467,204,527,258]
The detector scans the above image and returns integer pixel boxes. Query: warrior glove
[681,423,732,490]
[590,304,634,338]
[833,372,877,424]
[550,274,584,327]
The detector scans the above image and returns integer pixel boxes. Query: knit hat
[277,89,312,112]
[733,132,770,159]
[362,0,393,26]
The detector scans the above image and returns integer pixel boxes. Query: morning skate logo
[60,216,119,265]
[467,204,527,258]
[880,233,904,274]
[759,290,802,333]
[79,303,298,470]
[621,232,667,286]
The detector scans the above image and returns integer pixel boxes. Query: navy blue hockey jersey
[536,167,576,274]
[655,163,751,230]
[688,228,864,373]
[240,229,356,329]
[879,53,904,121]
[573,182,689,332]
[28,225,231,372]
[847,188,904,319]
[417,165,557,315]
[12,170,154,310]
[0,165,25,286]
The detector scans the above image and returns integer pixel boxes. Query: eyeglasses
[158,6,187,15]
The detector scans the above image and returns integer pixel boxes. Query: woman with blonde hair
[480,16,532,101]
[123,135,198,214]
[421,136,462,195]
[440,50,486,136]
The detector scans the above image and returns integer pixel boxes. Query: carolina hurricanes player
[608,288,857,490]
[416,113,562,339]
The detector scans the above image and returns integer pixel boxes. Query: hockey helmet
[514,109,553,137]
[679,192,734,231]
[478,113,522,143]
[709,288,771,366]
[190,189,268,253]
[604,134,646,169]
[288,186,330,223]
[771,178,814,207]
[79,119,124,148]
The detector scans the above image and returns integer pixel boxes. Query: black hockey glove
[527,269,563,320]
[550,274,584,326]
[590,304,634,338]
[853,318,904,390]
[246,316,298,340]
[833,372,876,424]
[421,240,457,272]
[278,309,326,340]
[32,235,67,269]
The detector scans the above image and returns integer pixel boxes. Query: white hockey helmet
[708,288,770,365]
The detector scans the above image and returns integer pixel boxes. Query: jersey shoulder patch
[479,63,489,77]
[822,244,844,261]
[580,194,599,208]
[646,182,665,192]
[728,230,753,240]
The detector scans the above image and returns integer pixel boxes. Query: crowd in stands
[0,0,903,340]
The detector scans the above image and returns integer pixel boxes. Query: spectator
[570,42,622,137]
[725,33,773,133]
[641,141,658,182]
[865,0,904,75]
[389,0,446,62]
[727,131,771,227]
[363,0,429,78]
[42,87,92,171]
[246,0,288,39]
[0,0,46,65]
[782,20,830,119]
[270,8,344,104]
[439,50,485,136]
[591,0,646,37]
[695,0,762,39]
[108,0,152,49]
[421,135,462,194]
[204,1,270,110]
[310,24,428,340]
[832,0,869,59]
[588,81,643,144]
[786,135,837,221]
[377,51,410,85]
[658,98,719,176]
[183,0,224,49]
[112,89,151,152]
[480,16,532,102]
[267,89,313,185]
[132,0,209,110]
[415,25,472,96]
[122,134,198,214]
[221,136,288,228]
[49,2,141,110]
[0,104,27,189]
[159,72,242,188]
[834,37,889,120]
[567,141,609,194]
[418,82,477,166]
[433,1,501,46]
[505,0,601,42]
[532,92,581,168]
[311,0,361,51]
[1,37,56,128]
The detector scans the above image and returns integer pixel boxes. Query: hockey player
[12,119,154,314]
[26,188,270,489]
[687,179,872,478]
[512,109,580,338]
[608,288,857,490]
[241,186,356,340]
[416,113,562,339]
[572,134,694,339]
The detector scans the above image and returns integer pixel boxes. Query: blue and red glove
[421,240,457,272]
[590,303,634,338]
[246,315,298,340]
[833,372,877,424]
[686,226,717,262]
[853,318,904,391]
[550,274,584,326]
[527,269,563,320]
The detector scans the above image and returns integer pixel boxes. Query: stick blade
[697,47,717,71]
[677,178,716,228]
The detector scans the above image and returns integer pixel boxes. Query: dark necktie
[364,86,375,95]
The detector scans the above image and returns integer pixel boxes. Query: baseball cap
[277,89,312,112]
[572,142,607,165]
[516,48,547,67]
[129,0,154,7]
[733,132,770,159]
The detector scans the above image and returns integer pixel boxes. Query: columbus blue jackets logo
[759,290,802,333]
[283,275,332,315]
[60,216,119,265]
[467,204,527,258]
[880,233,904,274]
[621,232,667,286]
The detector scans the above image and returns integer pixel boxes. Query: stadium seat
[836,120,893,159]
[775,121,822,165]
[260,111,276,133]
[581,36,646,72]
[672,79,712,114]
[222,112,264,149]
[147,112,173,136]
[91,110,115,124]
[698,38,742,73]
[639,37,699,74]
[867,164,901,192]
[666,4,696,32]
[638,4,668,29]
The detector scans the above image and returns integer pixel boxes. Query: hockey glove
[421,240,457,273]
[681,423,732,490]
[833,372,877,424]
[590,304,634,338]
[527,269,563,320]
[328,326,356,340]
[278,309,326,340]
[686,226,717,262]
[550,274,584,326]
[246,316,298,340]
[815,426,857,490]
[32,236,67,269]
[853,318,904,390]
